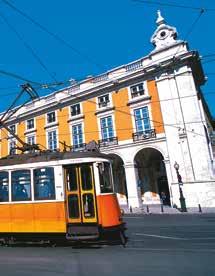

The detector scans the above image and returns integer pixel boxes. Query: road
[0,214,215,275]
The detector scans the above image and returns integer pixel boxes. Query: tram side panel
[0,165,67,234]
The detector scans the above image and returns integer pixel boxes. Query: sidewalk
[120,204,215,215]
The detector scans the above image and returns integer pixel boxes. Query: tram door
[64,164,97,224]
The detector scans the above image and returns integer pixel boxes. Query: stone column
[124,162,142,209]
[163,159,173,205]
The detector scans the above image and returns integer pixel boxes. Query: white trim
[8,138,16,155]
[25,118,36,133]
[45,110,58,127]
[46,127,59,151]
[0,157,110,171]
[8,124,16,138]
[68,102,83,119]
[69,121,85,147]
[96,92,113,112]
[25,133,36,145]
[128,81,149,100]
[30,168,34,201]
[130,104,154,134]
[97,114,116,141]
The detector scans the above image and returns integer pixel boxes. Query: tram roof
[0,151,111,166]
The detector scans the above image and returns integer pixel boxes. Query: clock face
[158,29,169,40]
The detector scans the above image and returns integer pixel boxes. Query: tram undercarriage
[0,223,127,247]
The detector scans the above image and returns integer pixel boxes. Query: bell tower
[151,10,180,51]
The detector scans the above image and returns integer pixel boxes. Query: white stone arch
[131,143,168,164]
[107,152,128,205]
[133,144,171,206]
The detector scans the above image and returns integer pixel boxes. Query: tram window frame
[98,162,114,193]
[80,164,93,191]
[66,166,78,192]
[33,167,56,200]
[68,194,80,218]
[83,193,95,218]
[0,171,9,202]
[11,170,31,201]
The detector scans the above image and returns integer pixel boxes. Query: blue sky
[0,0,214,117]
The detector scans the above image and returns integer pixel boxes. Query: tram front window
[83,193,95,218]
[81,165,93,191]
[98,162,113,193]
[0,171,9,202]
[67,166,78,191]
[34,167,55,200]
[12,170,31,201]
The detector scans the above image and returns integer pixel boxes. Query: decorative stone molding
[151,10,181,52]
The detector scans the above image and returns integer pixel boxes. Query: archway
[108,154,128,205]
[134,147,170,206]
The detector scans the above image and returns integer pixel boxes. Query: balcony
[98,137,118,148]
[125,60,143,72]
[132,129,156,142]
[92,73,109,83]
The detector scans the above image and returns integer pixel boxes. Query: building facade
[1,11,215,209]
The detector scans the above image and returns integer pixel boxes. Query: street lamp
[174,162,187,212]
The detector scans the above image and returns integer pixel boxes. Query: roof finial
[156,10,165,26]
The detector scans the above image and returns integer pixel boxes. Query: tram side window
[98,163,114,193]
[34,167,55,200]
[12,170,31,201]
[0,171,9,202]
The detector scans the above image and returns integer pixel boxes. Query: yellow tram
[0,151,125,244]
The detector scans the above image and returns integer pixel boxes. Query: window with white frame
[130,82,145,98]
[100,116,114,141]
[26,118,34,130]
[9,140,16,155]
[9,124,16,134]
[47,130,57,151]
[134,106,151,133]
[71,103,81,117]
[98,94,110,108]
[27,135,35,145]
[47,111,56,124]
[72,124,83,148]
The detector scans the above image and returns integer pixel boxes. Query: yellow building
[1,12,215,210]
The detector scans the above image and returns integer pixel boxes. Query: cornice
[3,48,202,125]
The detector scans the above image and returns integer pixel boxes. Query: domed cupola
[151,10,180,51]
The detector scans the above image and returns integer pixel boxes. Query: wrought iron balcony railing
[98,137,118,147]
[132,129,156,142]
[71,143,86,152]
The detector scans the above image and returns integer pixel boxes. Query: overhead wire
[3,84,211,140]
[132,0,215,12]
[1,0,106,71]
[183,9,205,41]
[0,1,213,143]
[0,69,42,86]
[4,91,212,120]
[0,11,58,83]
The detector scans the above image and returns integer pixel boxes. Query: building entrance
[134,148,170,206]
